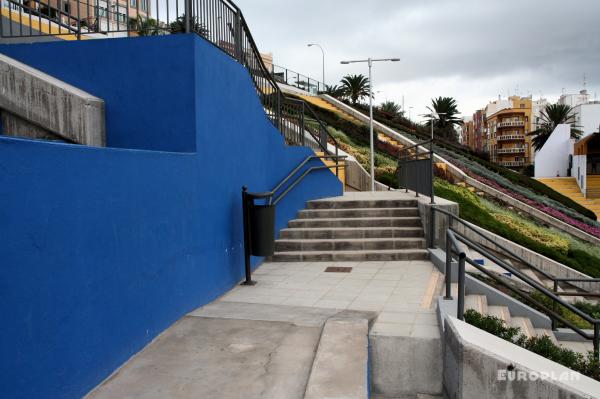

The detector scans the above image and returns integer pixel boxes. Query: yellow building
[486,96,534,168]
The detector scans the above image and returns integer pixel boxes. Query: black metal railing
[435,208,600,359]
[241,154,346,284]
[272,64,325,94]
[398,139,435,203]
[1,0,341,170]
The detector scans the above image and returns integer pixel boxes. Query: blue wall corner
[0,35,342,398]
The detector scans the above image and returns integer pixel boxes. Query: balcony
[496,147,526,154]
[496,134,525,142]
[497,120,525,128]
[498,161,526,167]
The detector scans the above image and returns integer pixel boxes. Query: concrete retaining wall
[0,53,105,146]
[344,157,391,192]
[443,316,600,398]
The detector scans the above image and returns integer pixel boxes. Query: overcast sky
[234,0,600,122]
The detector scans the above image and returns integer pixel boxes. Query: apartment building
[20,0,149,33]
[486,96,533,168]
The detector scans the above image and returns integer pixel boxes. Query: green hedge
[465,309,600,381]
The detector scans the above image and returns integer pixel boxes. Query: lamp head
[340,61,350,64]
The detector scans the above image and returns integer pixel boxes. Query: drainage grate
[324,266,352,273]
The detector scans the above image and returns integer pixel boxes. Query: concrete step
[270,249,429,262]
[279,227,424,239]
[487,305,512,325]
[288,217,423,229]
[304,318,369,399]
[465,295,488,314]
[274,237,426,252]
[307,199,418,210]
[298,207,419,219]
[510,316,536,338]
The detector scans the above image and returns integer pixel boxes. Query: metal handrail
[240,154,346,284]
[272,64,325,94]
[430,206,557,283]
[445,228,600,359]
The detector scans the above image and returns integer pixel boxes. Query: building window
[141,0,147,11]
[130,0,137,7]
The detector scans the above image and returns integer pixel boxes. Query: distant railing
[1,0,341,169]
[496,147,525,154]
[498,160,526,167]
[497,120,525,128]
[272,64,325,94]
[496,134,525,141]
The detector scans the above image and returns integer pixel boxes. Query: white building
[558,90,600,137]
[534,124,573,178]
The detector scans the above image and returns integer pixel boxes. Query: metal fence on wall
[1,0,340,170]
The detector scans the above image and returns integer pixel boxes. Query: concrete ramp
[88,314,322,399]
[304,317,369,399]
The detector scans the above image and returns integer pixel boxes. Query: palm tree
[169,15,209,37]
[528,103,582,151]
[379,101,402,117]
[129,16,160,36]
[340,74,370,105]
[424,96,463,141]
[323,84,344,98]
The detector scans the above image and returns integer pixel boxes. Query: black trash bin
[249,204,276,256]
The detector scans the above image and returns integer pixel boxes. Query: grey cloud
[234,0,600,115]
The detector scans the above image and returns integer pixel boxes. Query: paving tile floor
[219,260,444,338]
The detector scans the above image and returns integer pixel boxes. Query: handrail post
[457,253,466,320]
[552,279,558,330]
[595,323,599,361]
[241,187,255,286]
[444,230,453,300]
[415,148,419,197]
[184,0,192,33]
[429,207,436,248]
[335,145,339,178]
[430,140,435,204]
[233,11,243,63]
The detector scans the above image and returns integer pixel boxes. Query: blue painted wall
[0,35,342,398]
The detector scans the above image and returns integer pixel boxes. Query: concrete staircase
[537,177,600,218]
[461,288,593,354]
[272,197,428,262]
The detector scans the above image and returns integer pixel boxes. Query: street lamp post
[427,111,446,204]
[308,43,325,90]
[340,57,400,191]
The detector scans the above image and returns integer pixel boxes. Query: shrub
[492,213,570,255]
[464,309,599,381]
